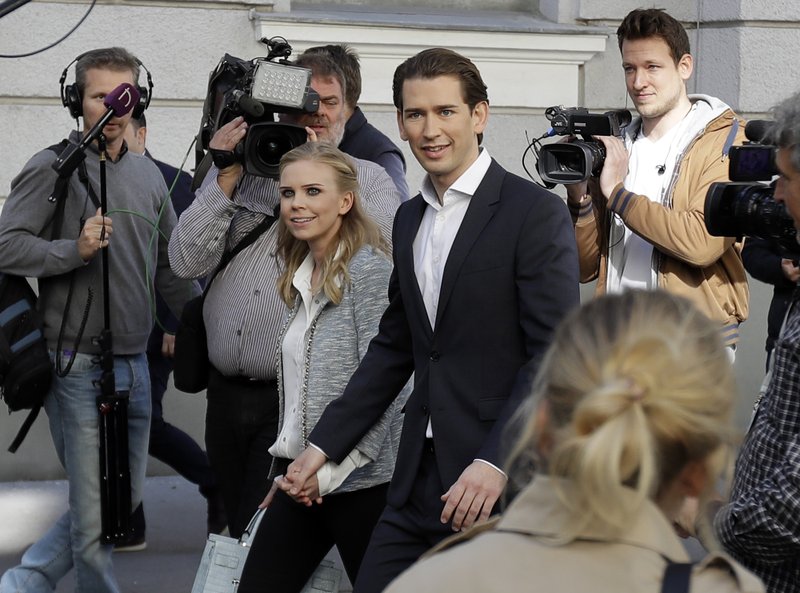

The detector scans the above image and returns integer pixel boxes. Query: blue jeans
[0,352,151,593]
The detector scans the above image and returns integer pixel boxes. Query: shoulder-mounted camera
[194,36,319,183]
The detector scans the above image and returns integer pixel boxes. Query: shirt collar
[498,475,689,561]
[420,148,492,209]
[291,252,315,295]
[290,246,345,297]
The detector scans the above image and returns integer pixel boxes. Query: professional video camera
[704,120,797,256]
[533,106,632,186]
[194,36,320,181]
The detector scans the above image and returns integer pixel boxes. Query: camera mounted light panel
[251,60,319,112]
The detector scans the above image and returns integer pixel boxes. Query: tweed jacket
[271,245,403,494]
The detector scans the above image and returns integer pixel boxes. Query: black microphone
[52,83,140,178]
[656,164,666,175]
[744,119,773,143]
[231,90,265,118]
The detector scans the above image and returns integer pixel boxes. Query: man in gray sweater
[0,47,197,593]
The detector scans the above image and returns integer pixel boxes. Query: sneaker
[113,532,147,553]
[206,489,228,535]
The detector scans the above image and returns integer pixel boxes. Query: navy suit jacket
[339,107,409,201]
[310,159,580,508]
[147,155,195,354]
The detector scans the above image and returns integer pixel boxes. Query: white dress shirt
[411,149,505,477]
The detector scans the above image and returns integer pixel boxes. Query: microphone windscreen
[745,119,773,143]
[239,94,265,118]
[103,83,141,117]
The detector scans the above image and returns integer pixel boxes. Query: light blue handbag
[190,508,342,593]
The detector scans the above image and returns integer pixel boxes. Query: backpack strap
[9,141,93,453]
[8,406,42,453]
[661,561,693,593]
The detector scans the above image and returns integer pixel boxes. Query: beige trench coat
[386,476,764,593]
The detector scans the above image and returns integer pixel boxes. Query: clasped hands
[273,447,506,531]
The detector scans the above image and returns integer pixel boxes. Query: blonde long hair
[505,290,735,536]
[276,143,389,306]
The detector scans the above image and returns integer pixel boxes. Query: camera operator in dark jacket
[742,236,799,368]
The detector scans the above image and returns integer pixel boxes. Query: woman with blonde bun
[386,290,764,593]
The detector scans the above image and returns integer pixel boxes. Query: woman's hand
[277,471,322,507]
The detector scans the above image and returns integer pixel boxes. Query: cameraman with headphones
[0,47,197,593]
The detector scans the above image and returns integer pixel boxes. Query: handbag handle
[239,507,266,547]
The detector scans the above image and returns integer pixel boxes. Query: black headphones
[59,52,153,120]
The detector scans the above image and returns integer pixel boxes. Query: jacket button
[422,405,429,413]
[430,350,440,362]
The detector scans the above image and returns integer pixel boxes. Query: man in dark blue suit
[116,115,225,551]
[282,48,579,591]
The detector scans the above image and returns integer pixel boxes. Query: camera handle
[93,134,132,544]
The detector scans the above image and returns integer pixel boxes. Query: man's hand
[277,472,322,506]
[440,461,507,532]
[565,179,589,205]
[77,207,112,262]
[782,258,800,283]
[209,117,247,197]
[161,333,175,358]
[597,135,630,199]
[280,447,327,505]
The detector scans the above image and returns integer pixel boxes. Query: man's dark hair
[771,91,800,172]
[392,48,488,143]
[293,52,347,101]
[616,8,691,64]
[303,44,360,108]
[75,47,140,99]
[130,112,147,131]
[392,48,488,112]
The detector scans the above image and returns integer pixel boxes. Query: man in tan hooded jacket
[567,8,748,347]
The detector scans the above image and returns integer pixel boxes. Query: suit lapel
[396,195,434,339]
[434,160,505,329]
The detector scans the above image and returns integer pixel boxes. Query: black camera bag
[0,273,52,412]
[2,139,78,452]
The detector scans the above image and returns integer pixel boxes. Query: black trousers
[237,482,389,593]
[353,445,461,593]
[205,366,279,538]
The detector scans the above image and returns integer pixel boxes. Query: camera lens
[255,132,294,167]
[705,182,797,254]
[243,122,310,178]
